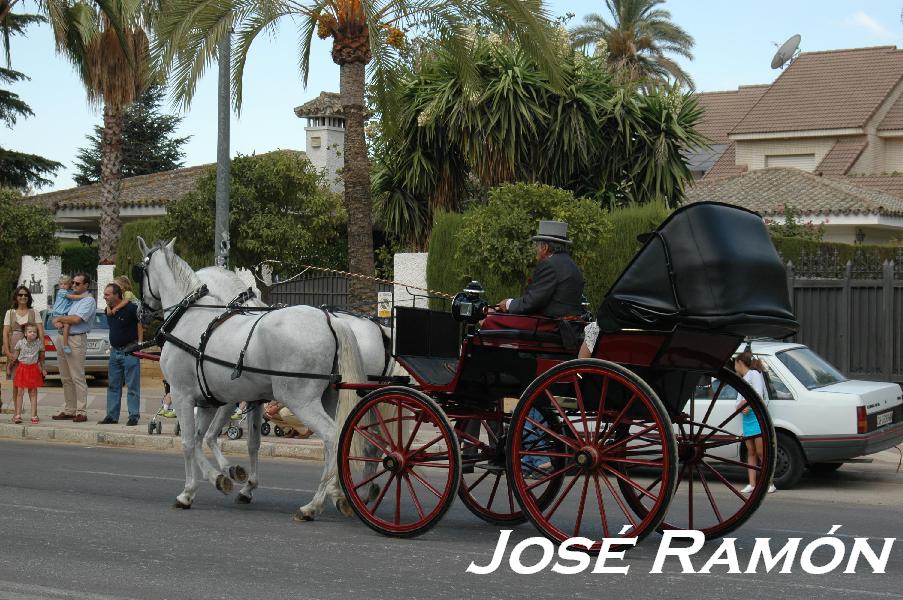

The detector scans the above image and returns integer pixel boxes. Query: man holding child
[50,272,96,422]
[98,283,142,425]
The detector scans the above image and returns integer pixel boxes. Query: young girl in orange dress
[11,323,46,424]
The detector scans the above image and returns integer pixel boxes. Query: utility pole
[214,21,232,268]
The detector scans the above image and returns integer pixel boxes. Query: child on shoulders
[49,275,90,355]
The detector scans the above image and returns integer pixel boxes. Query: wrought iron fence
[269,272,392,312]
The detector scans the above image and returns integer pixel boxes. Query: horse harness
[152,285,342,408]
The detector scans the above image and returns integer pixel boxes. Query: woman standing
[734,351,776,494]
[3,286,44,409]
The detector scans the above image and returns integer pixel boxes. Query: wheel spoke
[486,473,502,510]
[601,422,659,455]
[394,474,402,525]
[353,424,392,456]
[543,470,581,521]
[373,405,397,451]
[403,473,425,520]
[593,474,610,538]
[524,413,580,450]
[694,463,723,524]
[353,467,388,491]
[525,463,572,491]
[702,452,764,472]
[700,460,748,500]
[347,455,385,463]
[599,463,659,502]
[597,468,639,528]
[465,469,491,493]
[407,467,444,499]
[545,389,583,442]
[370,472,395,512]
[402,412,425,453]
[574,475,590,537]
[598,394,638,446]
[593,375,610,440]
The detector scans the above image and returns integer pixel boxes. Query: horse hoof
[335,497,354,518]
[366,483,381,504]
[172,500,192,510]
[235,493,252,505]
[292,509,314,522]
[216,474,233,494]
[229,465,248,483]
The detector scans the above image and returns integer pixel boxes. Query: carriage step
[475,462,506,475]
[366,375,411,384]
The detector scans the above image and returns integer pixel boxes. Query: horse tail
[331,319,367,458]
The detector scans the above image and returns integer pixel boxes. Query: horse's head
[135,236,177,315]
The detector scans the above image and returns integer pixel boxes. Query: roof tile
[815,140,867,175]
[732,46,903,135]
[693,85,769,144]
[685,167,903,216]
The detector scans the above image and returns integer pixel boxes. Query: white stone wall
[305,125,345,193]
[17,255,61,313]
[96,265,116,302]
[393,253,429,309]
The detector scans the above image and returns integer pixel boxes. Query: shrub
[61,244,99,276]
[771,236,900,269]
[426,211,468,307]
[115,218,212,277]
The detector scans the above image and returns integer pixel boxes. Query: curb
[0,423,326,461]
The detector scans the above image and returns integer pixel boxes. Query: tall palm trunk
[99,103,125,263]
[339,60,375,311]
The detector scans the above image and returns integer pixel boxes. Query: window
[310,136,321,148]
[760,360,793,400]
[775,348,846,390]
[764,153,816,170]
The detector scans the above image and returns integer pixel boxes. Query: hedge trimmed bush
[61,244,99,276]
[771,236,900,268]
[115,218,211,278]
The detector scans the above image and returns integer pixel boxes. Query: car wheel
[774,432,805,489]
[809,462,843,475]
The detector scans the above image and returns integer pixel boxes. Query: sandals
[13,415,22,424]
[31,416,40,424]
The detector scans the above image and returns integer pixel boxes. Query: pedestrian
[11,323,46,424]
[3,286,43,411]
[48,275,91,355]
[734,350,776,494]
[98,283,142,426]
[50,272,96,423]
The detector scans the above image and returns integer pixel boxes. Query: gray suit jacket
[508,253,585,317]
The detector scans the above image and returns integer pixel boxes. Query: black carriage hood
[597,201,799,338]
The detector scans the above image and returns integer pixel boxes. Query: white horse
[137,238,367,520]
[188,266,395,504]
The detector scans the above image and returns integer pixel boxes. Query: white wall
[305,125,345,193]
[393,253,429,309]
[17,256,61,313]
[734,137,841,172]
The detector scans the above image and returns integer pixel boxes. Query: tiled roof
[878,93,903,130]
[685,167,903,216]
[30,164,211,210]
[732,46,903,135]
[701,143,745,180]
[833,174,903,198]
[814,140,867,175]
[29,150,306,210]
[694,85,769,144]
[294,91,343,118]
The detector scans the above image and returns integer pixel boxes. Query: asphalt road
[1,439,901,600]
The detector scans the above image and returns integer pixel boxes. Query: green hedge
[426,190,673,312]
[115,218,212,277]
[771,236,900,267]
[61,245,99,276]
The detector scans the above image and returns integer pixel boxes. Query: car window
[695,376,739,401]
[759,360,793,400]
[775,348,846,390]
[44,312,109,330]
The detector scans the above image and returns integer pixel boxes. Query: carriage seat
[395,355,458,387]
[475,329,563,344]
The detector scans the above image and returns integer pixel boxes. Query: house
[688,46,903,244]
[29,91,347,239]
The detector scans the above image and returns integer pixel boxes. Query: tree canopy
[0,11,63,190]
[163,151,346,299]
[73,85,190,185]
[373,33,705,246]
[0,187,59,295]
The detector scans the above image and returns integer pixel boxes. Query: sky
[6,0,903,192]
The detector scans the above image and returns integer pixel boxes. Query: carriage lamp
[452,280,488,324]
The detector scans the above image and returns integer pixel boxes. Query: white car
[692,341,903,489]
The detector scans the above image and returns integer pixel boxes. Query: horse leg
[173,399,200,509]
[186,404,234,495]
[204,404,247,483]
[237,403,262,504]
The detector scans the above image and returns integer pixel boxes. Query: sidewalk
[0,368,326,461]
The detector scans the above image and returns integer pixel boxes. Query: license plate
[87,341,100,351]
[876,411,893,428]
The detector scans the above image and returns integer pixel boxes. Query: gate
[269,271,392,311]
[786,249,903,383]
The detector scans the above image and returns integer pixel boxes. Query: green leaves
[164,151,346,278]
[0,187,59,294]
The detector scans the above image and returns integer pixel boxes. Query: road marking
[71,470,314,493]
[6,504,77,515]
[0,579,138,600]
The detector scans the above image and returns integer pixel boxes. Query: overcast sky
[7,0,903,192]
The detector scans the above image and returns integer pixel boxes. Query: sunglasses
[73,281,86,286]
[16,293,29,297]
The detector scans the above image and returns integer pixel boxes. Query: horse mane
[154,240,203,291]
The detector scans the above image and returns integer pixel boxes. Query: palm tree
[155,0,559,309]
[570,0,694,88]
[42,0,152,262]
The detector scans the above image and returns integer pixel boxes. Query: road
[0,439,901,600]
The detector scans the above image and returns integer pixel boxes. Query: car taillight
[44,335,56,352]
[856,406,868,434]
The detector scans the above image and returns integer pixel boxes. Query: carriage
[333,201,798,549]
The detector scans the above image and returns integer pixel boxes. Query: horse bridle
[133,247,162,304]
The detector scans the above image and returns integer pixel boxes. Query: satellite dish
[771,34,801,69]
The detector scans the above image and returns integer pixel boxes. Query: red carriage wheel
[619,367,776,539]
[455,411,564,525]
[508,359,677,551]
[338,387,461,538]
